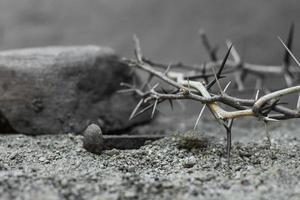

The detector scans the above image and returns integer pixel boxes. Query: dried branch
[142,27,300,90]
[120,31,300,165]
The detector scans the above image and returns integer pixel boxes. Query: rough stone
[0,46,150,134]
[83,123,103,154]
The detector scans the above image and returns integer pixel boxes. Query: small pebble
[182,156,197,168]
[38,157,46,162]
[9,152,18,160]
[82,124,103,154]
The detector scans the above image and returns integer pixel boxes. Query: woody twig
[120,26,300,166]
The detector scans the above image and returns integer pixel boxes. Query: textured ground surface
[0,119,300,200]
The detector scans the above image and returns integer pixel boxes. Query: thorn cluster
[120,25,300,166]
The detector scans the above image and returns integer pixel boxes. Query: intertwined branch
[119,25,300,166]
[143,24,300,90]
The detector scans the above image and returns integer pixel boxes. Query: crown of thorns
[119,24,300,166]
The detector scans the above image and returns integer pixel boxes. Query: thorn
[255,90,260,101]
[264,121,271,149]
[263,117,279,122]
[151,83,160,91]
[201,63,206,74]
[297,93,300,109]
[160,88,171,94]
[120,82,133,88]
[133,100,163,119]
[116,88,136,94]
[201,62,209,83]
[133,34,143,62]
[141,74,154,90]
[129,99,144,120]
[164,62,172,75]
[161,88,174,110]
[224,119,234,166]
[227,129,231,166]
[283,23,295,67]
[278,36,300,67]
[263,98,280,115]
[187,77,191,91]
[206,45,232,89]
[275,102,288,106]
[194,105,206,130]
[223,81,231,93]
[226,40,241,63]
[198,29,217,61]
[168,99,174,110]
[218,44,232,76]
[284,73,293,87]
[228,119,234,129]
[151,99,158,118]
[212,66,223,93]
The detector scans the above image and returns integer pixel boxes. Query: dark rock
[83,124,103,154]
[0,46,150,134]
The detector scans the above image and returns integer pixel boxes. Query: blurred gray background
[0,0,299,66]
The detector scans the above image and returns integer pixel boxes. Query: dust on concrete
[0,120,300,200]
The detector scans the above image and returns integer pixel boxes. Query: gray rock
[0,46,150,134]
[83,124,103,154]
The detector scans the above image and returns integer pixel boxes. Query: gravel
[0,119,300,200]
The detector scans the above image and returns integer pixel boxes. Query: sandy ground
[0,118,300,200]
